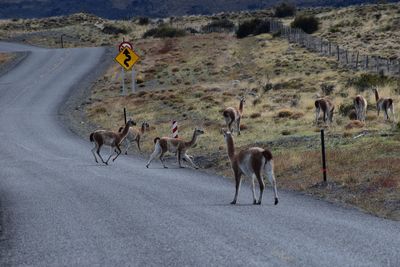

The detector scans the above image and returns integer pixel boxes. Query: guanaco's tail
[154,137,160,144]
[89,133,94,142]
[262,149,273,162]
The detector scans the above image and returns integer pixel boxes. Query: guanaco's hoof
[253,200,257,205]
[230,201,236,205]
[256,201,262,205]
[163,166,168,169]
[146,165,149,168]
[274,198,279,205]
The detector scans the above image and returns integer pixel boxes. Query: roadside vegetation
[1,2,399,220]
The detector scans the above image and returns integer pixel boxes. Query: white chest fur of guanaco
[90,119,136,165]
[222,130,278,205]
[315,98,335,124]
[223,96,245,135]
[146,128,205,169]
[374,88,395,121]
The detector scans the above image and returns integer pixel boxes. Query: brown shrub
[250,112,262,119]
[240,124,248,130]
[276,109,293,118]
[345,120,365,129]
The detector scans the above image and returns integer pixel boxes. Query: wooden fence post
[355,51,359,69]
[337,45,340,61]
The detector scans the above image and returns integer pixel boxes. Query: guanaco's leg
[146,143,161,168]
[231,167,242,205]
[255,172,265,205]
[237,117,241,135]
[183,153,198,169]
[112,145,122,162]
[265,160,279,205]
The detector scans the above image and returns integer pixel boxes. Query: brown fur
[353,95,368,122]
[374,88,395,121]
[146,128,204,169]
[223,96,245,135]
[223,130,278,205]
[90,119,136,165]
[119,121,150,154]
[315,98,335,124]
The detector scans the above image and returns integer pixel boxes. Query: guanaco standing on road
[146,128,204,169]
[90,119,136,165]
[119,121,150,154]
[222,130,278,205]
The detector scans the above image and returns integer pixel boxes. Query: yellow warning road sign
[115,47,140,71]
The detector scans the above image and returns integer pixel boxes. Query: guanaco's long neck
[225,135,235,161]
[374,89,380,102]
[185,130,198,148]
[239,99,244,114]
[119,123,131,140]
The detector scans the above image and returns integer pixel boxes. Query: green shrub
[291,15,319,34]
[202,19,235,33]
[138,17,149,25]
[102,24,128,35]
[321,83,335,95]
[143,25,186,38]
[347,73,391,92]
[338,102,354,117]
[274,2,296,18]
[236,19,270,38]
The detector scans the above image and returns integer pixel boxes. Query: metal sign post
[121,67,125,96]
[132,69,136,93]
[320,129,327,183]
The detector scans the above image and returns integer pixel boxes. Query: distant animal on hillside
[374,87,394,121]
[222,129,278,205]
[353,95,368,122]
[90,119,136,165]
[146,128,204,169]
[118,121,150,154]
[223,96,245,135]
[315,98,335,124]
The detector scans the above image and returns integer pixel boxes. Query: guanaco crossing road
[0,42,399,266]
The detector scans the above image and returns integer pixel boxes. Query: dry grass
[313,3,400,59]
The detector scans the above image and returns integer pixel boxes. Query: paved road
[0,42,399,266]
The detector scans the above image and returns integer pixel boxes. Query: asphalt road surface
[0,42,399,266]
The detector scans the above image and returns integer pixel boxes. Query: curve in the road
[0,42,399,266]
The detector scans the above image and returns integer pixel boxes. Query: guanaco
[223,96,245,135]
[146,128,204,169]
[374,87,394,121]
[222,130,278,205]
[353,95,368,122]
[90,119,136,165]
[119,121,150,154]
[315,98,335,124]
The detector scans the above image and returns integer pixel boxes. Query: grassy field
[86,32,400,220]
[1,3,399,220]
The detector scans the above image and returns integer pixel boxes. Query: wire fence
[268,18,400,77]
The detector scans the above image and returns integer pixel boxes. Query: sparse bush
[102,24,128,35]
[347,73,391,91]
[272,30,282,38]
[321,83,335,95]
[263,82,273,92]
[138,17,149,25]
[291,15,319,34]
[143,25,186,38]
[339,103,354,117]
[236,19,270,38]
[202,19,235,33]
[250,112,262,119]
[274,2,296,18]
[277,109,293,118]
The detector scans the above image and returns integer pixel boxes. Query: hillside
[1,0,399,19]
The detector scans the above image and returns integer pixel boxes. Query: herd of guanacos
[88,87,394,205]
